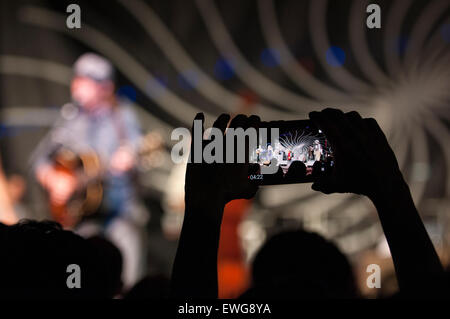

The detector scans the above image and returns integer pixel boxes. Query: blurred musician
[313,139,322,162]
[31,53,147,288]
[267,144,274,161]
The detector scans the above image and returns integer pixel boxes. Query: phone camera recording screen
[249,120,334,185]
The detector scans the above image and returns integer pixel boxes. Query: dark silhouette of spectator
[241,230,357,299]
[284,161,307,182]
[0,220,119,298]
[123,274,170,299]
[262,165,284,184]
[86,235,123,298]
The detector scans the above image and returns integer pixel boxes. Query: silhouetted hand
[309,108,404,201]
[185,113,259,219]
[310,108,445,296]
[171,113,260,298]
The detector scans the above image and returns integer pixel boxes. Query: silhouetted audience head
[263,166,284,184]
[124,274,170,299]
[86,235,123,298]
[285,161,307,181]
[0,220,119,298]
[242,230,358,299]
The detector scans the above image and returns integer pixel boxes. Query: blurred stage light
[214,58,235,80]
[396,36,408,54]
[177,70,199,90]
[298,56,315,75]
[441,24,450,43]
[260,48,281,67]
[325,46,346,67]
[146,76,169,98]
[117,85,137,102]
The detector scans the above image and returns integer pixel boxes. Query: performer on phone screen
[313,140,322,162]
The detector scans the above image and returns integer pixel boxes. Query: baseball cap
[73,53,114,82]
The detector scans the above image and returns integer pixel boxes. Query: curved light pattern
[308,0,370,93]
[0,55,72,84]
[18,6,214,127]
[383,0,412,77]
[10,0,450,255]
[117,0,290,120]
[404,0,450,67]
[0,106,60,127]
[349,0,390,86]
[195,0,323,112]
[0,55,174,145]
[424,17,450,58]
[258,0,351,102]
[257,0,448,254]
[409,116,429,204]
[422,109,450,195]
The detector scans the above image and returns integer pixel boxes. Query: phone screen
[249,120,334,185]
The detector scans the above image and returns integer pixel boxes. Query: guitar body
[46,131,163,228]
[48,148,103,228]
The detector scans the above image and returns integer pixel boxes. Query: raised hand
[309,108,404,201]
[310,108,444,296]
[171,113,260,298]
[185,113,259,215]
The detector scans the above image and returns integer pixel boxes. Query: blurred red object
[217,199,252,299]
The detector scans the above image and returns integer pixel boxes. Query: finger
[364,118,388,152]
[242,115,261,162]
[345,111,364,129]
[191,112,205,135]
[228,114,247,129]
[247,115,261,130]
[213,113,231,135]
[344,111,369,146]
[190,113,205,163]
[321,108,345,120]
[313,109,367,155]
[364,118,388,145]
[364,118,399,166]
[322,108,358,141]
[226,115,248,163]
[309,110,345,151]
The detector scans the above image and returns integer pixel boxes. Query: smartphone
[248,120,334,185]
